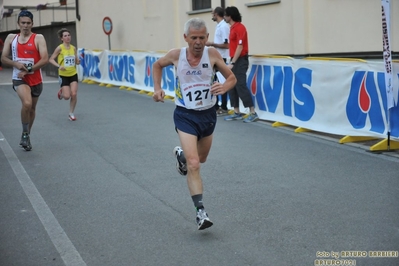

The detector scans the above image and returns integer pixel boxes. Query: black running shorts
[174,106,217,140]
[59,73,78,87]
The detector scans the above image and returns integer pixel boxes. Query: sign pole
[102,17,113,50]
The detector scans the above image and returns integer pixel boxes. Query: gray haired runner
[152,18,236,230]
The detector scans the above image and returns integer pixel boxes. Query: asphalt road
[1,72,399,266]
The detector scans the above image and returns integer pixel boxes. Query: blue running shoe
[224,112,243,121]
[243,112,259,123]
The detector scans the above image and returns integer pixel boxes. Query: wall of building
[308,0,387,55]
[1,8,75,32]
[0,0,75,32]
[2,0,399,57]
[73,0,399,57]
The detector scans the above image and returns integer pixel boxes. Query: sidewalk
[0,67,58,85]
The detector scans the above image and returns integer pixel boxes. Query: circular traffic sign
[102,17,113,35]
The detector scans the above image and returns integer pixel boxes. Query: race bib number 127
[182,82,212,109]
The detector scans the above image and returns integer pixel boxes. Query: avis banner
[78,49,399,139]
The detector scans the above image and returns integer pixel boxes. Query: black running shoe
[173,146,187,176]
[20,132,32,151]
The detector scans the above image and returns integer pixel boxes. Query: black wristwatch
[27,66,33,72]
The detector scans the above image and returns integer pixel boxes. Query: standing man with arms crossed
[223,6,259,123]
[1,10,49,151]
[49,28,80,121]
[206,6,230,116]
[152,18,236,230]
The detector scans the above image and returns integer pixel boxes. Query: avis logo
[81,50,101,79]
[144,56,175,92]
[346,71,399,136]
[247,65,315,121]
[108,55,135,84]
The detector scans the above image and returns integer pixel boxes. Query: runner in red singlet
[1,10,49,151]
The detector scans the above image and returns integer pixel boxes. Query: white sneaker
[196,208,213,230]
[173,146,187,175]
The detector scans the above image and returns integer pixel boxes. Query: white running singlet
[175,47,216,110]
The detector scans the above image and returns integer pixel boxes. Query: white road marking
[0,131,87,266]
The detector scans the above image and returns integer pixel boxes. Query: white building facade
[1,0,398,57]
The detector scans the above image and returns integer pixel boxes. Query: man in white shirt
[206,6,230,116]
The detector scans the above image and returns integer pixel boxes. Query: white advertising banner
[78,49,399,140]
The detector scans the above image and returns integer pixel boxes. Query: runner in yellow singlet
[49,28,80,121]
